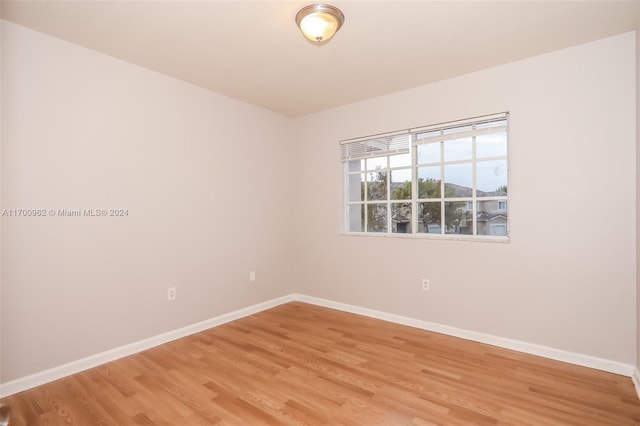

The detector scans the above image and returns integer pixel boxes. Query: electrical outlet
[249,271,256,282]
[167,287,176,300]
[422,279,430,291]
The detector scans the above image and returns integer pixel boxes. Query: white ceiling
[2,1,638,117]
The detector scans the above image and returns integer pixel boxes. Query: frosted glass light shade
[296,4,344,44]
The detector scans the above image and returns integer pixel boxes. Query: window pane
[367,171,387,200]
[417,166,441,198]
[477,204,508,236]
[391,203,412,233]
[348,159,364,172]
[417,202,441,234]
[391,169,412,200]
[348,173,365,202]
[445,201,472,235]
[476,159,508,196]
[367,204,387,232]
[416,143,440,164]
[476,132,507,158]
[390,153,411,168]
[366,156,387,171]
[347,204,364,232]
[444,163,472,197]
[444,137,472,162]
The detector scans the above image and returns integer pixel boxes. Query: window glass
[476,132,507,158]
[348,173,365,202]
[347,204,364,232]
[476,159,508,196]
[348,159,364,172]
[444,201,473,235]
[392,203,412,233]
[444,163,472,198]
[391,169,412,200]
[367,204,387,232]
[417,202,441,234]
[367,171,387,201]
[443,137,472,162]
[417,166,441,198]
[366,156,387,171]
[416,143,440,164]
[389,153,411,168]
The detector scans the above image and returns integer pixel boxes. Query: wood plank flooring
[2,302,640,425]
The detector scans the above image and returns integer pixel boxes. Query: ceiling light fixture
[295,4,345,44]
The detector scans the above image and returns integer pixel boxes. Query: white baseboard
[293,294,636,377]
[0,294,295,398]
[1,292,635,398]
[632,368,640,400]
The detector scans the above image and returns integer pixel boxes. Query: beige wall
[1,22,638,385]
[294,32,637,365]
[0,21,295,382]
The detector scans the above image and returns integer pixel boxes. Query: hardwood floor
[3,302,640,425]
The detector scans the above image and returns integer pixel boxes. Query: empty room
[2,0,640,424]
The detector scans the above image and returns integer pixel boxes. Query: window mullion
[386,156,391,233]
[364,168,368,232]
[440,140,445,235]
[411,136,417,234]
[472,134,477,236]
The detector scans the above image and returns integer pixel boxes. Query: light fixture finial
[295,4,345,44]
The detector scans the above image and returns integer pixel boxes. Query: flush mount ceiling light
[295,4,345,44]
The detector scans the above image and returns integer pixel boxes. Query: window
[342,113,509,239]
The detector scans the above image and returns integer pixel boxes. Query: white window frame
[341,112,509,241]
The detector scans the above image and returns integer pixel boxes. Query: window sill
[340,231,510,243]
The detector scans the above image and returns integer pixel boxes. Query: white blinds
[339,113,508,161]
[412,113,508,145]
[340,131,411,162]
